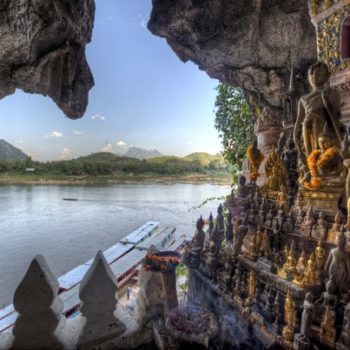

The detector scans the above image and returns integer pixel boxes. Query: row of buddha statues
[183,199,350,349]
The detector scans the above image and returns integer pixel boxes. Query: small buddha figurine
[247,270,256,305]
[256,205,266,227]
[246,140,264,184]
[237,175,248,198]
[264,208,274,229]
[315,239,326,283]
[300,206,315,237]
[216,204,225,237]
[276,206,285,228]
[232,213,249,258]
[294,251,307,285]
[311,211,328,241]
[225,212,234,243]
[279,243,297,280]
[256,226,264,253]
[245,231,258,261]
[261,229,271,258]
[276,184,288,207]
[303,252,317,286]
[320,306,336,347]
[282,212,295,233]
[207,239,218,281]
[189,216,206,266]
[282,290,296,341]
[295,207,305,230]
[325,229,350,294]
[327,210,342,243]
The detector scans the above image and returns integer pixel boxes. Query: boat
[0,221,185,333]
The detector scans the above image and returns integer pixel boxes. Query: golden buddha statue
[246,140,264,185]
[263,148,287,191]
[320,306,336,347]
[247,270,256,306]
[328,211,343,243]
[304,125,344,190]
[279,244,297,280]
[276,184,288,207]
[282,290,296,341]
[294,251,307,285]
[293,62,344,172]
[302,252,317,286]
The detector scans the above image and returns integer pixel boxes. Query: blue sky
[0,0,221,161]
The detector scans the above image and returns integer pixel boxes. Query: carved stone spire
[12,255,65,349]
[79,250,126,346]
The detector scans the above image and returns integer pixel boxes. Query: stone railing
[0,247,165,349]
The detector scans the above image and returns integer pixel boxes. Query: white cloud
[19,140,24,144]
[101,143,113,153]
[116,140,127,148]
[60,147,72,160]
[91,114,106,121]
[73,131,89,137]
[44,131,64,138]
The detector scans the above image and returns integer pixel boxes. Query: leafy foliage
[214,85,256,180]
[0,152,231,177]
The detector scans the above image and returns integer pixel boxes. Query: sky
[0,0,221,162]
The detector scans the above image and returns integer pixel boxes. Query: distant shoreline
[0,173,232,186]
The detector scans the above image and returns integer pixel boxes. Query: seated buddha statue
[263,148,287,191]
[327,211,343,243]
[304,125,344,190]
[300,207,315,237]
[311,212,328,241]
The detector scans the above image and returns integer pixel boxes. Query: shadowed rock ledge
[0,0,95,119]
[148,0,317,111]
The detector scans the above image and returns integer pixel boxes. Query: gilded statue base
[301,186,345,216]
[282,326,294,342]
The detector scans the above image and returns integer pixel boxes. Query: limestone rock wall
[148,0,317,112]
[0,0,95,119]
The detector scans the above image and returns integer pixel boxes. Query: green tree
[214,85,256,180]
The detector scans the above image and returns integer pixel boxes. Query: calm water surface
[0,183,230,306]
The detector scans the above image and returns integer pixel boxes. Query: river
[0,183,230,306]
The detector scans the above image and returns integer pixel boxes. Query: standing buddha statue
[246,140,264,185]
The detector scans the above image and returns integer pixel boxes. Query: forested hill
[0,152,230,176]
[0,140,27,161]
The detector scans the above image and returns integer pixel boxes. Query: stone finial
[79,251,126,346]
[12,255,65,349]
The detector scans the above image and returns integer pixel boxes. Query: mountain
[0,140,28,161]
[124,147,163,160]
[184,152,225,166]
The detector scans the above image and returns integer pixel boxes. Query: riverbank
[0,172,232,186]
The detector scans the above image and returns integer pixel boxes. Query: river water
[0,183,230,306]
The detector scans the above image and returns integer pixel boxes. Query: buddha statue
[264,208,274,229]
[256,205,266,227]
[263,148,287,191]
[303,253,317,286]
[294,251,307,285]
[276,184,288,206]
[300,207,315,237]
[315,239,326,283]
[225,212,234,243]
[279,243,297,280]
[237,175,248,198]
[282,290,296,341]
[282,212,295,233]
[247,271,256,306]
[256,226,263,253]
[293,61,345,174]
[325,230,350,294]
[293,292,314,348]
[245,231,258,261]
[320,306,336,347]
[282,137,299,199]
[295,207,305,230]
[311,211,328,241]
[217,244,234,293]
[246,140,264,185]
[261,229,271,258]
[304,124,344,190]
[232,213,249,258]
[188,216,206,268]
[327,211,343,243]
